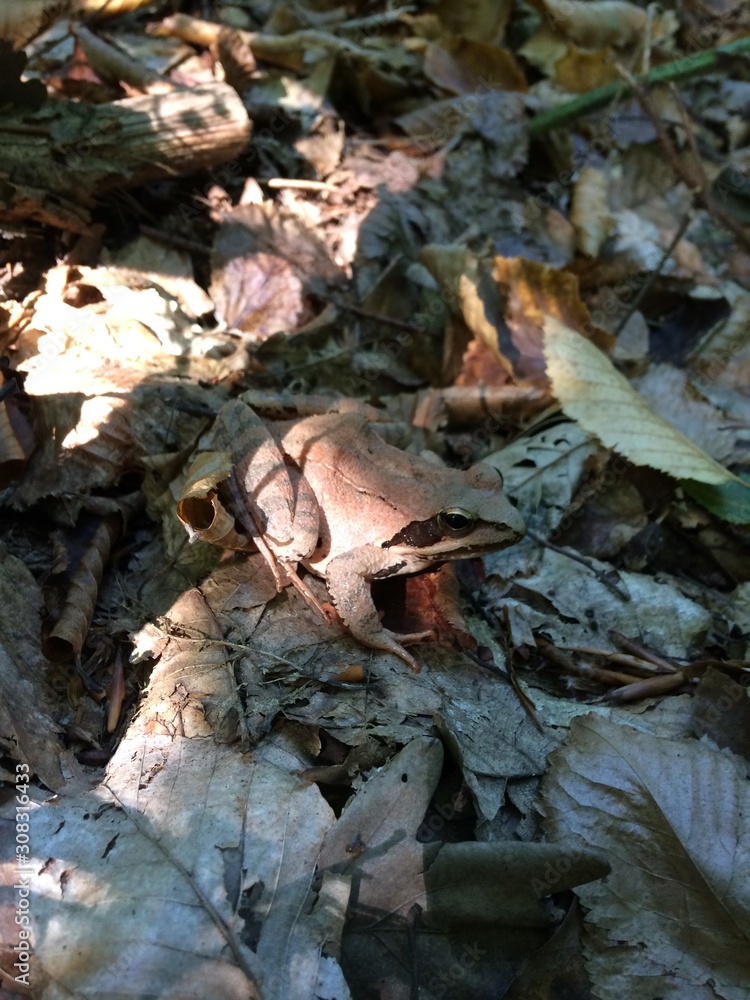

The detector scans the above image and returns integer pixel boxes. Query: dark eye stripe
[383,516,445,549]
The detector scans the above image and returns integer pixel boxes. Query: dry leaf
[543,315,740,485]
[16,735,337,1000]
[434,0,513,44]
[538,0,649,50]
[0,545,67,790]
[555,43,620,92]
[0,0,73,47]
[493,257,613,379]
[423,38,527,95]
[542,714,750,1000]
[44,514,121,660]
[485,545,712,661]
[210,203,340,337]
[570,166,613,258]
[176,450,249,548]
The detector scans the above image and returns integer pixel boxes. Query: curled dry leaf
[570,166,613,258]
[77,0,154,15]
[44,513,121,661]
[74,24,159,91]
[176,450,251,549]
[0,390,34,478]
[543,315,741,486]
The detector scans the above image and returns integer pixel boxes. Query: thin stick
[613,211,692,336]
[335,300,426,335]
[609,630,680,673]
[616,64,750,252]
[527,529,630,601]
[266,178,337,192]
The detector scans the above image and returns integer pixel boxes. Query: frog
[180,398,525,671]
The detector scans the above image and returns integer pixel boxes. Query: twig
[609,630,680,672]
[528,36,750,138]
[335,300,426,335]
[501,606,544,732]
[615,63,750,252]
[266,178,337,192]
[613,211,692,336]
[337,7,416,32]
[570,647,666,676]
[526,529,630,600]
[605,671,688,701]
[535,636,643,686]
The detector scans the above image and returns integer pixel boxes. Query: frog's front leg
[324,547,430,672]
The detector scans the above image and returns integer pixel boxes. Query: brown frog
[180,400,525,670]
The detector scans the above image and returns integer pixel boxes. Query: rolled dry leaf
[176,450,253,549]
[43,514,120,661]
[570,166,613,258]
[77,0,154,15]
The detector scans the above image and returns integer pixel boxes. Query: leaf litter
[0,1,749,998]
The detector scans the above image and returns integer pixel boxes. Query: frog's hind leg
[282,562,336,624]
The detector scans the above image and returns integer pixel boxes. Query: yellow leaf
[543,316,740,486]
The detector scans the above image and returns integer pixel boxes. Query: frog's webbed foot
[354,628,423,673]
[326,555,428,672]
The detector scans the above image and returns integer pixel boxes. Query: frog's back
[274,412,487,571]
[275,412,448,513]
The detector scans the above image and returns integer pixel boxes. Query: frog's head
[383,462,525,561]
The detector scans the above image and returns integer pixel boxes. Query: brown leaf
[423,38,527,96]
[554,43,620,92]
[493,257,614,379]
[542,714,750,999]
[210,202,341,337]
[536,0,650,50]
[0,546,66,790]
[434,0,514,44]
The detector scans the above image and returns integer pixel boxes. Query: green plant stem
[528,35,750,138]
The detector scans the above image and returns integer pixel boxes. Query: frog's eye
[438,507,475,536]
